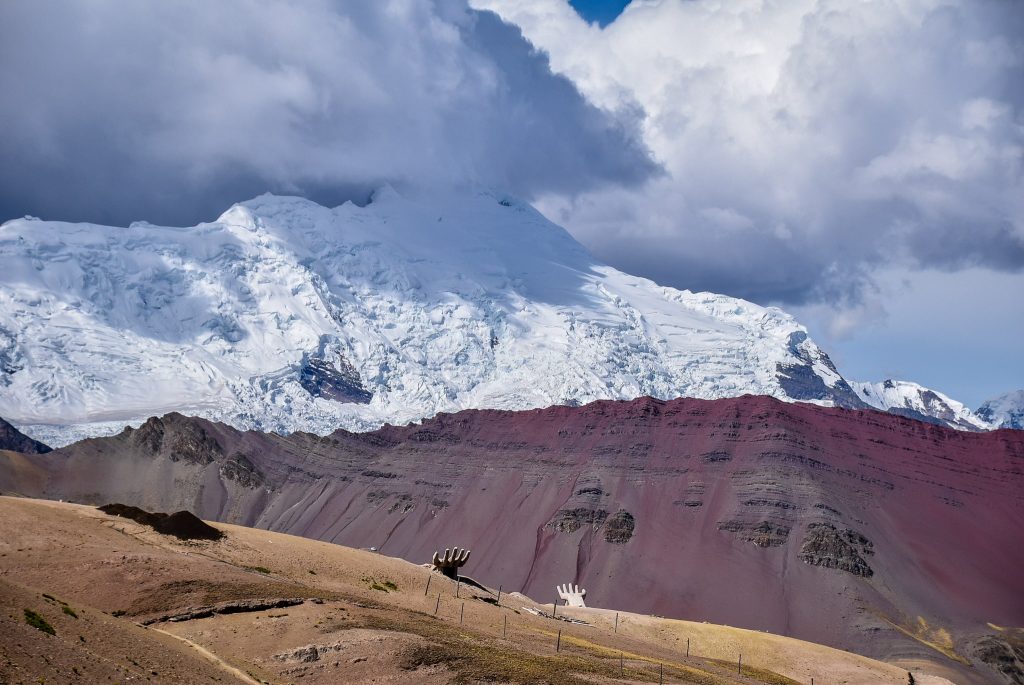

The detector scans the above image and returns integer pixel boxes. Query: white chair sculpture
[557,582,587,608]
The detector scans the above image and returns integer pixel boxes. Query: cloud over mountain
[0,0,656,226]
[477,0,1024,304]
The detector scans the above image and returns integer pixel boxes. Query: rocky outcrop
[299,354,372,404]
[972,633,1024,685]
[775,331,865,409]
[124,413,223,464]
[0,416,50,454]
[167,420,223,465]
[98,503,224,541]
[719,520,791,548]
[143,597,307,625]
[274,638,347,664]
[603,511,635,544]
[220,453,264,487]
[548,508,608,533]
[798,523,873,577]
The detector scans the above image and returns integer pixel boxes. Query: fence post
[556,629,562,652]
[738,653,742,675]
[620,651,623,676]
[552,600,558,618]
[434,593,440,615]
[497,584,502,604]
[686,638,689,657]
[460,602,465,624]
[614,612,619,633]
[503,615,507,638]
[660,663,664,684]
[456,578,461,598]
[424,574,431,596]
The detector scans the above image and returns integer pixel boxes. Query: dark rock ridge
[548,507,609,533]
[3,396,1023,684]
[798,523,874,577]
[299,355,372,404]
[98,503,224,541]
[775,331,865,409]
[141,597,307,626]
[719,519,790,548]
[972,632,1024,685]
[603,510,635,544]
[0,416,51,454]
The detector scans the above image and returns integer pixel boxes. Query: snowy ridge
[977,390,1024,430]
[0,187,986,445]
[851,379,990,431]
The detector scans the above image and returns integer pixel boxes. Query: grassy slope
[0,496,955,684]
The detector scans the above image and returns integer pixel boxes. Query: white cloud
[473,0,1024,304]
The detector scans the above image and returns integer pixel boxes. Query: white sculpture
[557,582,587,608]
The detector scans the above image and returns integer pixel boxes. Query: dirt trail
[150,627,261,684]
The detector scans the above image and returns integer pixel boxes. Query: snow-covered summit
[977,390,1024,430]
[0,187,957,445]
[850,379,991,431]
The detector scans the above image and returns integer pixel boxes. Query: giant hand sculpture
[431,547,470,579]
[557,582,587,608]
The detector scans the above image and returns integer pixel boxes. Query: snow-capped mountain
[0,187,872,446]
[977,390,1024,430]
[850,379,990,431]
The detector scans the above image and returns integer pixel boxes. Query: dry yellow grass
[0,497,960,684]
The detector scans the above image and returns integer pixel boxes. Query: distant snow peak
[977,390,1024,430]
[851,379,990,431]
[0,188,986,445]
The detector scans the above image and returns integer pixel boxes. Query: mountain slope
[0,416,51,454]
[5,396,1022,683]
[0,188,865,446]
[851,379,990,430]
[978,390,1024,430]
[1,496,955,685]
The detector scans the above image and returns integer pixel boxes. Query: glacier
[0,186,979,446]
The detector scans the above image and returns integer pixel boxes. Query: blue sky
[569,0,630,26]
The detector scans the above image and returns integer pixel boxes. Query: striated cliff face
[3,396,1023,682]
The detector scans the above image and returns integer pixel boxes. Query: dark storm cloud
[0,0,656,226]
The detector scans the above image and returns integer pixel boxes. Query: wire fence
[418,570,792,684]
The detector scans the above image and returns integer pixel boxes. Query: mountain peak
[851,379,990,431]
[1,191,995,443]
[977,390,1024,430]
[0,191,868,446]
